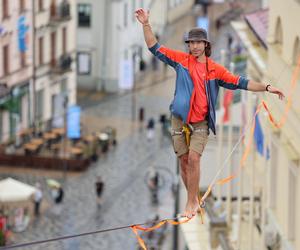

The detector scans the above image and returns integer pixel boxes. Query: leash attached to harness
[171,123,207,147]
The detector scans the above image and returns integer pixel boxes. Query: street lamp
[173,158,180,250]
[131,45,142,121]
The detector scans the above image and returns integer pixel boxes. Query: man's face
[188,40,206,57]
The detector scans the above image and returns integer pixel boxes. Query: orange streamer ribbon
[131,218,191,250]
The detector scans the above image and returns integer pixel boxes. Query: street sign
[67,105,81,139]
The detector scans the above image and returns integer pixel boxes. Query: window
[269,140,278,209]
[61,78,68,92]
[20,52,26,68]
[19,0,25,12]
[78,4,91,27]
[292,37,300,65]
[36,89,44,121]
[274,17,283,53]
[50,0,56,18]
[3,45,9,75]
[124,3,128,27]
[77,52,91,75]
[140,0,144,9]
[0,112,2,143]
[2,0,9,19]
[38,36,44,65]
[50,32,56,67]
[168,0,174,8]
[288,163,297,240]
[38,0,44,12]
[62,27,67,54]
[132,0,136,21]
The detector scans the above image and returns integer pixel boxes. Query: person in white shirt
[34,182,43,216]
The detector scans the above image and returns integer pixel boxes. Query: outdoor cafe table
[52,128,65,136]
[43,132,57,140]
[23,143,39,155]
[30,138,43,146]
[68,147,83,159]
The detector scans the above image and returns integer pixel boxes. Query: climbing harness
[171,123,207,147]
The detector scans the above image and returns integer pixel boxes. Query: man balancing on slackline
[135,8,285,219]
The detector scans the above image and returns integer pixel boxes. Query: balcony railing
[50,54,72,74]
[0,83,9,99]
[50,1,71,23]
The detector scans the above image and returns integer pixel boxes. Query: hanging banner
[67,105,81,139]
[17,15,29,52]
[0,26,4,36]
[197,17,209,36]
[119,59,133,90]
[52,94,65,128]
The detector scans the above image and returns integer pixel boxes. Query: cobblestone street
[1,70,179,249]
[1,7,190,249]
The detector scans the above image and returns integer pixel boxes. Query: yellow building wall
[266,0,300,249]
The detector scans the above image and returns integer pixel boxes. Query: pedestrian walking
[139,107,145,124]
[95,176,104,208]
[227,33,233,51]
[146,118,155,141]
[51,186,64,204]
[147,170,160,205]
[34,182,43,216]
[135,8,285,218]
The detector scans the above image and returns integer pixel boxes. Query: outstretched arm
[135,8,157,48]
[247,80,285,100]
[215,63,285,100]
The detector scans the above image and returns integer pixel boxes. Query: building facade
[76,0,194,92]
[0,0,77,144]
[33,0,77,130]
[264,0,300,249]
[230,1,300,249]
[0,0,33,142]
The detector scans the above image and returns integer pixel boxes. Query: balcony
[50,54,72,74]
[0,83,9,100]
[50,0,71,24]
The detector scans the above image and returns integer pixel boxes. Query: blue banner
[0,26,4,36]
[254,109,270,159]
[67,105,81,139]
[18,15,29,52]
[197,17,209,37]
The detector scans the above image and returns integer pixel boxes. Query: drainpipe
[99,0,110,91]
[31,0,36,127]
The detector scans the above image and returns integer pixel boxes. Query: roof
[244,8,269,48]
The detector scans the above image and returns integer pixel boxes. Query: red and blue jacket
[149,42,249,135]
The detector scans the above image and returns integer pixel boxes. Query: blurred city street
[0,67,177,250]
[1,0,300,250]
[0,10,186,249]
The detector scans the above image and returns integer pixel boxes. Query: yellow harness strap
[182,124,191,146]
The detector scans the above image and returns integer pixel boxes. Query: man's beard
[193,50,205,58]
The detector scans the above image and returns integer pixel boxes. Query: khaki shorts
[171,116,209,157]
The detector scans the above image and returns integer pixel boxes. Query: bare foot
[183,200,200,219]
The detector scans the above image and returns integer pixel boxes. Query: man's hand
[135,8,149,25]
[247,80,285,100]
[267,85,285,100]
[135,8,157,48]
